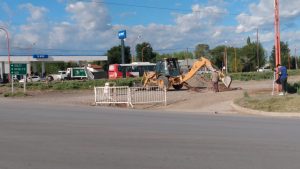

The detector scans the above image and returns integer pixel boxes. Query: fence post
[128,87,133,108]
[164,87,167,106]
[94,87,97,105]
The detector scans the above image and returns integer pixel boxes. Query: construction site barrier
[94,86,167,108]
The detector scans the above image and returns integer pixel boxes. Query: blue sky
[0,0,299,56]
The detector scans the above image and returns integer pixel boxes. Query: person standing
[276,64,288,95]
[211,70,219,92]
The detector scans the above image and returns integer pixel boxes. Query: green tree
[156,51,193,60]
[194,44,211,58]
[107,45,131,64]
[240,38,265,72]
[136,42,156,62]
[226,47,242,72]
[270,41,290,68]
[210,45,226,69]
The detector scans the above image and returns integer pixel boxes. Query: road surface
[1,100,300,169]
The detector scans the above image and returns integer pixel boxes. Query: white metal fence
[94,86,167,108]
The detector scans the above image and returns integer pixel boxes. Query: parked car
[257,67,271,72]
[19,75,41,83]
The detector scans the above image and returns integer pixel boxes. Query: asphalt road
[1,100,300,169]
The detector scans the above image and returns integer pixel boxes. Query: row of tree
[104,37,299,73]
[38,37,299,75]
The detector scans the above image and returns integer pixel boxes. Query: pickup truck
[47,71,67,81]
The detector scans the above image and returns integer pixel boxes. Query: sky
[0,0,300,56]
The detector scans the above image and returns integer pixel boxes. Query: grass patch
[229,69,300,81]
[235,94,300,112]
[1,78,141,91]
[3,91,27,97]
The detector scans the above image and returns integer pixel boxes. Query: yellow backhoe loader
[141,57,232,90]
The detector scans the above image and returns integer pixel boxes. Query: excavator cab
[156,58,181,77]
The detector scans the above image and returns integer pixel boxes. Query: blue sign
[33,54,48,59]
[118,30,126,39]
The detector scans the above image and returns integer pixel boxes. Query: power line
[76,0,241,16]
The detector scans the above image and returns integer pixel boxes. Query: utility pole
[274,0,281,66]
[224,46,228,74]
[234,47,237,72]
[274,0,281,92]
[288,54,290,69]
[256,28,259,69]
[186,48,189,67]
[295,47,298,69]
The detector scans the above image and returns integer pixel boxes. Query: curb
[230,101,300,118]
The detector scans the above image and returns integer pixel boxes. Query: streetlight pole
[142,45,149,62]
[256,28,260,69]
[131,35,141,63]
[0,27,11,82]
[224,41,228,74]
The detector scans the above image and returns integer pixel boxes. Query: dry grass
[236,93,300,112]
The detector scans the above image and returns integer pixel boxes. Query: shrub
[286,81,300,94]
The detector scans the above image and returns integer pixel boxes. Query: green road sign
[10,63,27,75]
[71,68,87,77]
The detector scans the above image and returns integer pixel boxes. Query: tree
[247,36,251,45]
[156,51,193,61]
[136,42,156,62]
[240,38,265,72]
[226,47,242,72]
[107,45,131,64]
[210,45,226,69]
[270,41,290,68]
[194,44,211,58]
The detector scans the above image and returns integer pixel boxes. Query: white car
[257,67,271,72]
[19,76,41,83]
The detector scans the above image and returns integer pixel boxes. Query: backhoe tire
[172,84,183,90]
[158,76,169,90]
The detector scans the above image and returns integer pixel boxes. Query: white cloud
[66,1,111,31]
[174,4,227,33]
[19,3,48,22]
[236,0,300,33]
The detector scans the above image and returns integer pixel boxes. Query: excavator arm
[181,57,215,82]
[181,57,232,88]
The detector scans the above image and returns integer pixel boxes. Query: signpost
[118,30,126,64]
[118,30,126,39]
[10,63,27,75]
[10,63,27,93]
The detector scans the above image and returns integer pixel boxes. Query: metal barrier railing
[94,85,166,108]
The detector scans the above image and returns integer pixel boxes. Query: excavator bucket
[222,75,232,88]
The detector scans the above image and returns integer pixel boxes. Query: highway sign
[118,30,126,39]
[10,63,27,75]
[33,54,48,59]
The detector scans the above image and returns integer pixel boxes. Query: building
[0,55,107,81]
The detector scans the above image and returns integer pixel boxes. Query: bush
[287,81,300,94]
